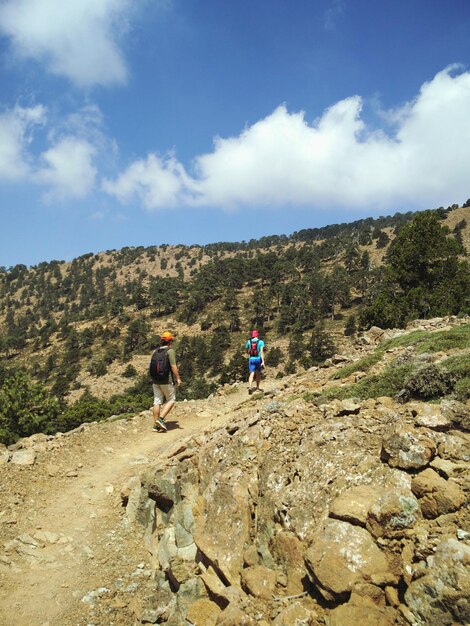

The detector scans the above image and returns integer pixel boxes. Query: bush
[0,368,61,444]
[122,364,138,378]
[88,359,108,377]
[344,315,357,336]
[265,346,282,367]
[403,363,455,399]
[454,377,470,401]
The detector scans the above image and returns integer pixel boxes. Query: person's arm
[171,363,182,386]
[260,345,265,367]
[169,348,182,385]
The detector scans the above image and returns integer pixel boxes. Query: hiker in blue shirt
[245,329,265,394]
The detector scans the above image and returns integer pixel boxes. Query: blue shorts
[249,358,262,373]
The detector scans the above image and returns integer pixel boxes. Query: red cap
[251,330,259,338]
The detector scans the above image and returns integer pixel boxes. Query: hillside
[0,315,469,625]
[1,204,469,448]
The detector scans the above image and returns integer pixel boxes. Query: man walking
[149,331,182,431]
[245,329,265,394]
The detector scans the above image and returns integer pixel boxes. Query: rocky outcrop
[121,388,470,625]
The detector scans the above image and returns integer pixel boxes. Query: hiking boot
[248,388,253,395]
[153,417,168,432]
[157,417,168,431]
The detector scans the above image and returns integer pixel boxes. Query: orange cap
[161,331,175,341]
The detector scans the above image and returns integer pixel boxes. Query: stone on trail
[10,448,36,465]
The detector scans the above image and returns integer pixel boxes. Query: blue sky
[1,0,470,267]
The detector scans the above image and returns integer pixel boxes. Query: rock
[194,466,251,585]
[440,399,470,431]
[240,565,277,600]
[430,456,466,478]
[328,603,397,625]
[129,588,175,624]
[304,519,392,600]
[10,449,36,466]
[366,327,386,343]
[200,566,228,605]
[349,582,386,607]
[384,586,400,607]
[0,450,10,464]
[366,490,421,538]
[381,426,436,469]
[414,404,451,430]
[411,468,466,518]
[216,606,256,625]
[186,599,221,626]
[272,602,316,625]
[437,431,470,462]
[269,531,307,595]
[336,399,361,415]
[33,531,60,544]
[329,485,382,528]
[331,354,352,364]
[405,539,470,625]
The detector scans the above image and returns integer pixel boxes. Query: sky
[1,0,470,268]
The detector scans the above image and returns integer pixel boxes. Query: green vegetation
[0,367,61,445]
[310,324,470,405]
[334,353,383,379]
[334,324,470,381]
[1,204,469,443]
[361,212,470,329]
[306,363,415,403]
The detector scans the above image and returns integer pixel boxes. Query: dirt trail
[0,383,260,626]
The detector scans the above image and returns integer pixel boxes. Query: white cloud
[0,0,131,87]
[103,66,470,213]
[0,104,46,179]
[36,137,97,201]
[102,153,199,209]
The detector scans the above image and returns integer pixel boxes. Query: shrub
[344,315,357,336]
[122,364,138,378]
[403,363,455,399]
[454,377,470,401]
[265,346,282,367]
[88,359,108,377]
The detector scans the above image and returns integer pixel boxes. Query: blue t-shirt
[245,338,265,359]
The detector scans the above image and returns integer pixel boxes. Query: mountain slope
[1,314,469,625]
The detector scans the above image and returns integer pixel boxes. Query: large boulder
[405,539,470,625]
[381,426,436,469]
[366,490,421,538]
[329,485,382,528]
[411,468,466,518]
[440,399,470,431]
[304,519,394,601]
[194,466,252,585]
[240,565,277,600]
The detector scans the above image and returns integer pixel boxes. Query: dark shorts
[249,357,262,373]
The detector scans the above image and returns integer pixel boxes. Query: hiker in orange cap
[149,331,182,431]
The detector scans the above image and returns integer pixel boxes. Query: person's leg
[161,400,175,419]
[152,384,164,428]
[248,370,255,390]
[160,383,177,421]
[255,369,261,390]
